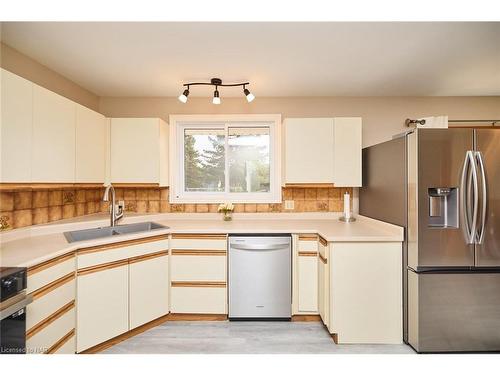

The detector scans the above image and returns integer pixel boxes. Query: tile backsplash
[0,186,352,231]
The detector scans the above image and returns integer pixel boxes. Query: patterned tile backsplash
[0,186,352,231]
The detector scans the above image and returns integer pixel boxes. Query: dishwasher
[228,234,291,320]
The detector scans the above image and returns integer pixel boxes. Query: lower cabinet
[318,237,329,327]
[169,234,227,314]
[329,242,403,344]
[129,253,169,329]
[76,261,129,352]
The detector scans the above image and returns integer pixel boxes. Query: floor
[103,321,415,354]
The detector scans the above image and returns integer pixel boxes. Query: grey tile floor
[103,321,415,354]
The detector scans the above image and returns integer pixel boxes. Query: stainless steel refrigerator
[360,127,500,352]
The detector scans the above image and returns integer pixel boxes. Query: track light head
[244,88,255,103]
[178,88,189,103]
[213,88,221,105]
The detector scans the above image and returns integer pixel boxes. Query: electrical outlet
[284,200,294,210]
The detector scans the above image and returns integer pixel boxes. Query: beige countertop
[0,212,403,268]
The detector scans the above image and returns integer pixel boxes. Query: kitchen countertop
[0,212,403,268]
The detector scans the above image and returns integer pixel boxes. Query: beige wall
[99,96,500,147]
[0,43,100,111]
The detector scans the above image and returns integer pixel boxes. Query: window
[170,115,281,203]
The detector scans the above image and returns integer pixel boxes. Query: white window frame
[169,114,282,204]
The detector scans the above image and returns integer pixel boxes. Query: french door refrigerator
[360,127,500,353]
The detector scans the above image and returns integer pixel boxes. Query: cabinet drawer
[27,277,75,330]
[26,304,75,354]
[170,284,226,314]
[298,235,318,253]
[78,237,168,268]
[171,252,226,282]
[27,253,75,294]
[171,234,227,250]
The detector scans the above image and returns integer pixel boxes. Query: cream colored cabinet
[294,235,318,314]
[318,237,329,327]
[75,104,107,183]
[284,117,362,187]
[129,253,169,329]
[26,252,76,354]
[332,117,362,186]
[284,118,335,184]
[329,242,402,344]
[170,234,227,314]
[32,85,76,182]
[76,262,129,352]
[1,69,33,182]
[110,118,168,185]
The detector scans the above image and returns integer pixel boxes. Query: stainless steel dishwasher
[228,235,291,320]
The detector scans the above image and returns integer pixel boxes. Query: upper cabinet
[75,105,107,183]
[32,85,76,183]
[110,118,168,185]
[284,117,362,187]
[1,69,33,182]
[1,69,107,184]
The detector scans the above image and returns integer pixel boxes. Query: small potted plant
[218,202,234,221]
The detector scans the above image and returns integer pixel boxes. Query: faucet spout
[103,184,123,227]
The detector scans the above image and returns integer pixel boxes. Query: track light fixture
[178,78,255,104]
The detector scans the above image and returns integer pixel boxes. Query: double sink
[64,222,168,243]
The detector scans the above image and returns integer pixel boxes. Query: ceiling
[2,22,499,97]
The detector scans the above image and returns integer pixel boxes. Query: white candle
[344,192,351,219]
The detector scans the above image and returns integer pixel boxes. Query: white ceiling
[2,22,500,97]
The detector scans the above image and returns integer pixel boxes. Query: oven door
[0,295,32,354]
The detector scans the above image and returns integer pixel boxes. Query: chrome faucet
[103,184,124,227]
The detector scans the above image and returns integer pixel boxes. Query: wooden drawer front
[51,331,76,354]
[298,236,318,253]
[78,238,168,268]
[171,253,226,282]
[171,234,227,251]
[27,278,75,331]
[27,254,75,294]
[26,306,75,354]
[170,285,226,314]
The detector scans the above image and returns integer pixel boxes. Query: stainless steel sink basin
[63,222,168,243]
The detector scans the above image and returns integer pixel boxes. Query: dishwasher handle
[230,243,290,251]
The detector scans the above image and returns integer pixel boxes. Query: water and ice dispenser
[428,187,458,228]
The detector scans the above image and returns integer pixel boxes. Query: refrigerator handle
[475,151,487,244]
[460,151,478,244]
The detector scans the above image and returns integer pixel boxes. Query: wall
[0,43,100,111]
[99,96,500,147]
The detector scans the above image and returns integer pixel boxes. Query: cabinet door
[332,117,362,187]
[75,105,107,183]
[32,85,76,182]
[284,118,334,183]
[76,263,128,352]
[110,118,160,183]
[129,254,169,329]
[1,69,33,182]
[297,255,318,312]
